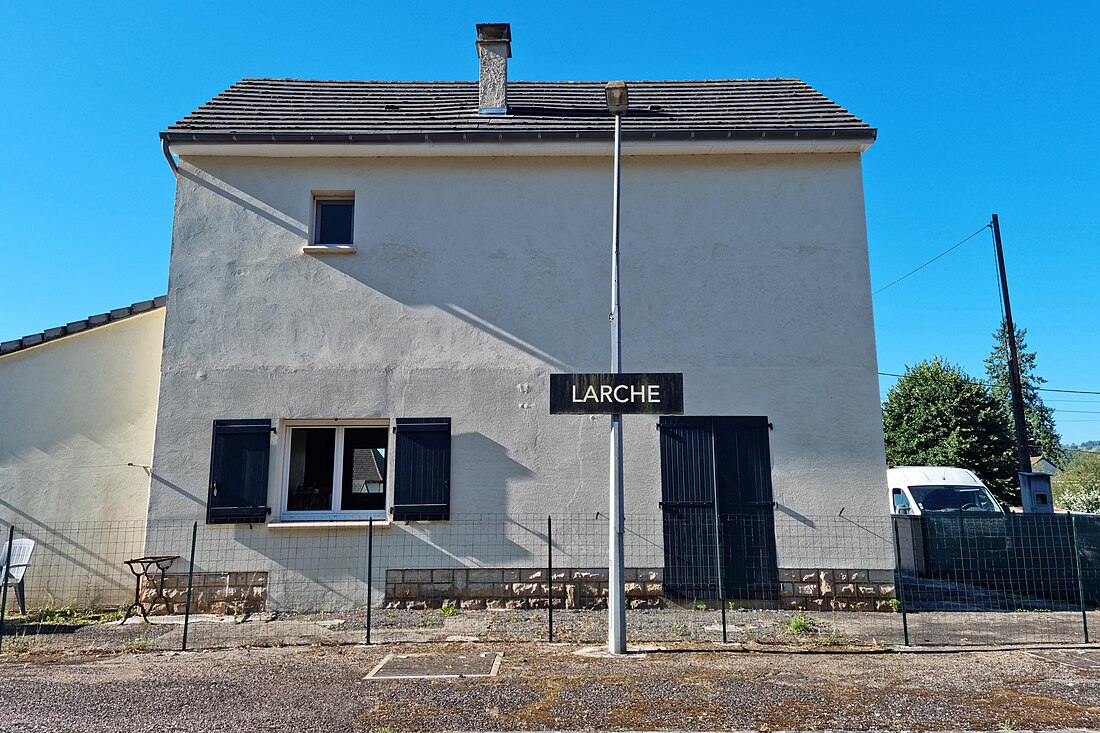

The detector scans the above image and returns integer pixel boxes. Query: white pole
[608,112,627,654]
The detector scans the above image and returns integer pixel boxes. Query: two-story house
[3,23,893,613]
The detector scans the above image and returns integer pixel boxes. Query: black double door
[658,416,779,601]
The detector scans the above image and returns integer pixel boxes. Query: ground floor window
[282,422,388,520]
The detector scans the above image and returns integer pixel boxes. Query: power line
[872,224,992,296]
[880,372,1100,394]
[878,371,1100,397]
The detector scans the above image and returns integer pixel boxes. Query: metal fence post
[715,519,727,643]
[547,516,554,643]
[1070,514,1090,644]
[708,433,727,643]
[366,517,374,645]
[891,516,910,646]
[0,525,14,653]
[181,521,197,651]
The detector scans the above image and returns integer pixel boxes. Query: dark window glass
[287,428,336,511]
[342,428,387,511]
[909,485,998,512]
[315,199,354,244]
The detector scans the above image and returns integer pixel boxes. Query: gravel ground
[0,641,1098,732]
[5,607,1096,655]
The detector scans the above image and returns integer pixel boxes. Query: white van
[888,466,1004,516]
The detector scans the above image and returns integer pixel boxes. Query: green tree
[984,320,1065,466]
[883,357,1017,501]
[1053,450,1100,512]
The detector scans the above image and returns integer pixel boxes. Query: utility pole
[991,213,1031,473]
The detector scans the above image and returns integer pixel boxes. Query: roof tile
[162,78,875,144]
[0,297,168,359]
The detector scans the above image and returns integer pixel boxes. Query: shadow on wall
[149,472,206,508]
[0,500,148,610]
[184,162,614,372]
[321,237,600,371]
[180,166,308,239]
[450,432,534,517]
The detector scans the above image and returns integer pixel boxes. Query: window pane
[315,200,354,244]
[342,428,387,511]
[287,428,336,511]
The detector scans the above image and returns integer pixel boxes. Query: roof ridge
[1,295,168,358]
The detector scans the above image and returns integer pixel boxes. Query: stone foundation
[779,568,896,611]
[384,568,664,610]
[136,567,893,613]
[140,572,268,615]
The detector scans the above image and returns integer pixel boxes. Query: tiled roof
[162,78,875,144]
[351,448,385,485]
[0,296,167,357]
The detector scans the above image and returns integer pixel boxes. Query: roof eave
[0,296,168,358]
[160,127,876,145]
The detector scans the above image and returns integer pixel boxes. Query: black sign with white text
[549,373,684,415]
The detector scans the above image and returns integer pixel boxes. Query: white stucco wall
[147,150,889,607]
[0,309,165,607]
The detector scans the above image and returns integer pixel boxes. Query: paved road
[1,642,1098,732]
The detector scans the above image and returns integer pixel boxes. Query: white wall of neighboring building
[145,150,889,603]
[0,309,165,607]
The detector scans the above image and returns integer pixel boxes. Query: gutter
[159,127,877,145]
[162,138,178,175]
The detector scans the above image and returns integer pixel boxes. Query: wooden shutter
[392,418,451,521]
[207,419,272,524]
[657,417,719,598]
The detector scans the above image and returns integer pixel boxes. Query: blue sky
[2,2,1098,442]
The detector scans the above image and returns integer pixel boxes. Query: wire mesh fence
[1,511,1098,653]
[894,513,1098,645]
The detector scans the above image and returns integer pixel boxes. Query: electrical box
[1019,472,1054,514]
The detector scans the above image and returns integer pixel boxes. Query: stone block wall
[140,572,268,615]
[384,568,664,610]
[779,568,896,611]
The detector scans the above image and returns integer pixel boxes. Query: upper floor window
[313,197,354,245]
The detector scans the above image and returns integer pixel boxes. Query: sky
[1,2,1098,442]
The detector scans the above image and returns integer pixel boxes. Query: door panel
[659,416,778,601]
[658,418,718,598]
[713,417,779,599]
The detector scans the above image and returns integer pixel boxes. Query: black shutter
[392,418,451,521]
[658,417,719,598]
[207,419,272,524]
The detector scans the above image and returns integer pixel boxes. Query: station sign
[549,373,684,415]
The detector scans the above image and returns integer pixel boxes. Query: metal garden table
[121,555,179,623]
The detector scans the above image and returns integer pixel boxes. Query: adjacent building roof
[162,78,875,144]
[351,448,385,486]
[0,296,167,357]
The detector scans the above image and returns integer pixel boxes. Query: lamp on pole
[605,80,628,655]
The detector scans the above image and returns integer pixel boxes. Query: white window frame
[277,418,390,522]
[308,191,356,250]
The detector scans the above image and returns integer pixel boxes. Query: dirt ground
[0,641,1098,732]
